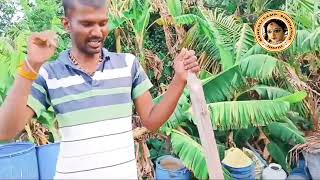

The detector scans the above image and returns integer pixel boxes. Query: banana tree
[124,0,152,68]
[244,28,320,130]
[152,0,187,58]
[108,0,153,68]
[147,2,315,177]
[108,0,132,53]
[162,7,248,70]
[153,52,308,178]
[166,4,318,126]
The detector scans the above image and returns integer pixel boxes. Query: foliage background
[0,0,319,179]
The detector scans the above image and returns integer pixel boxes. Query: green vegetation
[0,0,319,178]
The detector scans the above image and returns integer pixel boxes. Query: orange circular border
[254,10,296,52]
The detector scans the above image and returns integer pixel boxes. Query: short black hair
[63,0,107,17]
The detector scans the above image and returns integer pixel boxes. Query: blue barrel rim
[222,162,254,170]
[156,155,189,173]
[0,142,35,159]
[36,142,60,149]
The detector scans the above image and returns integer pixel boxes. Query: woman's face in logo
[267,22,285,44]
[255,11,296,52]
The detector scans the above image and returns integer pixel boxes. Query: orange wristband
[17,61,38,80]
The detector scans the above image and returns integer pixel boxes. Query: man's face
[267,22,285,44]
[64,3,109,55]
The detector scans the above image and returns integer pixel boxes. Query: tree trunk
[115,29,122,53]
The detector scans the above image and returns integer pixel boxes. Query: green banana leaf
[249,85,292,100]
[207,100,290,130]
[239,54,279,80]
[267,141,289,172]
[166,0,183,17]
[266,122,305,145]
[235,23,255,62]
[203,65,247,103]
[171,130,231,180]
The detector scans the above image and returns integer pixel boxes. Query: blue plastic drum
[0,142,39,179]
[156,155,191,180]
[36,143,60,180]
[223,163,255,180]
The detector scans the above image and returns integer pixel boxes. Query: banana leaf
[171,130,231,180]
[207,100,290,130]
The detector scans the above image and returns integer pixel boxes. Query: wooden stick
[187,73,224,179]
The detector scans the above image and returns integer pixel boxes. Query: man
[0,0,200,179]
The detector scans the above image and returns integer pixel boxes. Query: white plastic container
[262,163,287,180]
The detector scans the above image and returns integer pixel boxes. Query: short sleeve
[27,68,50,118]
[131,56,153,100]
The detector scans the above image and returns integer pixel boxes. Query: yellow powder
[222,148,253,168]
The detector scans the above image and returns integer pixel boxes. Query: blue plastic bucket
[0,142,39,179]
[287,159,311,180]
[156,155,191,180]
[223,163,255,180]
[36,143,60,180]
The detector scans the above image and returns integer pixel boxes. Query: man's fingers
[184,61,199,70]
[190,66,201,73]
[31,31,58,48]
[48,39,57,48]
[183,56,197,66]
[44,31,58,48]
[183,50,195,59]
[33,36,48,46]
[175,48,188,61]
[50,34,59,48]
[181,47,187,54]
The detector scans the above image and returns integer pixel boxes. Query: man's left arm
[134,49,199,132]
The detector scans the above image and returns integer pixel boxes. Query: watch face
[254,10,296,52]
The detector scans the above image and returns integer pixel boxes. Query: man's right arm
[0,74,36,140]
[0,31,58,141]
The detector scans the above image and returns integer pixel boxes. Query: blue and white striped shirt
[28,48,153,179]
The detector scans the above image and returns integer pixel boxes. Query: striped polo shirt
[27,48,153,179]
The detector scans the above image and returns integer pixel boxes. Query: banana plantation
[0,0,320,179]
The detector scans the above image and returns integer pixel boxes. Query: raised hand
[27,30,58,71]
[173,48,200,84]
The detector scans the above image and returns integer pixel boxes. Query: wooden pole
[187,73,224,179]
